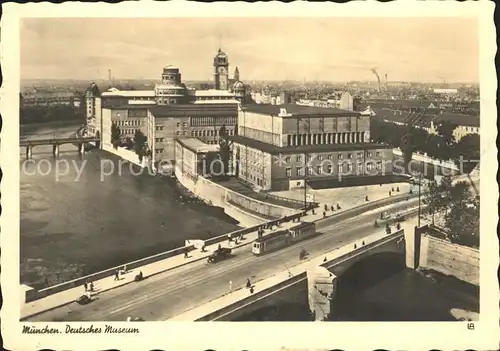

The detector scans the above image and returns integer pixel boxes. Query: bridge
[20,135,100,159]
[22,199,421,322]
[169,224,412,321]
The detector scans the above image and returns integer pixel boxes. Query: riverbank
[21,120,82,136]
[20,147,240,290]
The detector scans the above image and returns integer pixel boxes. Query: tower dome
[233,81,245,91]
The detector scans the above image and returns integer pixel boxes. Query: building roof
[175,137,219,153]
[127,100,157,105]
[193,99,240,104]
[101,89,155,97]
[373,107,479,127]
[230,135,389,155]
[23,91,75,99]
[103,104,152,110]
[241,104,360,117]
[187,89,235,97]
[150,103,238,117]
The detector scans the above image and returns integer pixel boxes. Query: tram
[252,222,317,256]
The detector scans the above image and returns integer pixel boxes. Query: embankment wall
[419,234,479,286]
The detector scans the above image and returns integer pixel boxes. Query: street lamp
[417,162,423,227]
[304,152,308,210]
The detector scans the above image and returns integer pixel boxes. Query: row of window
[190,117,237,127]
[288,151,381,163]
[286,161,383,177]
[158,99,179,105]
[115,120,142,127]
[122,128,141,135]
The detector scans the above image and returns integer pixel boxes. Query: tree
[133,130,148,162]
[400,128,414,174]
[453,134,480,173]
[436,175,453,214]
[111,122,121,149]
[436,120,457,147]
[219,124,231,176]
[445,202,479,248]
[424,180,440,225]
[449,181,473,208]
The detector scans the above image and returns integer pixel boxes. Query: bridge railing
[28,244,195,302]
[321,229,405,271]
[196,272,307,321]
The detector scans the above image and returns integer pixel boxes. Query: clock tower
[213,48,229,90]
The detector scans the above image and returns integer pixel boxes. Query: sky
[20,17,479,83]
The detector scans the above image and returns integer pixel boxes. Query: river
[20,123,239,289]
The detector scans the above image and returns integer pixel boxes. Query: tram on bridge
[252,222,317,256]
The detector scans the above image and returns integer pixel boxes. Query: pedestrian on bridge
[114,270,119,281]
[84,282,88,292]
[246,278,251,289]
[229,280,233,293]
[330,205,334,212]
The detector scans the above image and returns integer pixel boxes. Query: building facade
[174,138,220,179]
[84,48,244,161]
[21,90,79,107]
[231,104,393,191]
[150,104,237,161]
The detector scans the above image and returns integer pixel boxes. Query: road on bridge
[27,199,419,322]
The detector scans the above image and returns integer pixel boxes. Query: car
[76,294,91,305]
[207,247,232,263]
[127,316,145,322]
[374,212,406,227]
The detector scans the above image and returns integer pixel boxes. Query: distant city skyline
[21,17,479,83]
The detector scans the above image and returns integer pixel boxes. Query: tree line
[20,105,85,125]
[424,175,479,248]
[370,118,480,173]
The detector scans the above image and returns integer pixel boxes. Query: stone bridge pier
[307,266,337,321]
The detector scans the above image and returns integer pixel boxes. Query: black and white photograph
[1,1,498,350]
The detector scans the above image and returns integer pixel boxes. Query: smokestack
[370,68,381,93]
[108,69,111,81]
[385,74,388,91]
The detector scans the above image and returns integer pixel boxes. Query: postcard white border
[1,1,498,350]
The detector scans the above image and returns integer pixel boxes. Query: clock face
[218,66,226,74]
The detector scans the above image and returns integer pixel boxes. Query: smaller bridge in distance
[20,135,100,159]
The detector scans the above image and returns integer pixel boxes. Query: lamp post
[417,164,423,227]
[304,152,308,210]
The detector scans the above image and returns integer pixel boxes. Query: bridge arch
[232,302,313,321]
[329,251,405,320]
